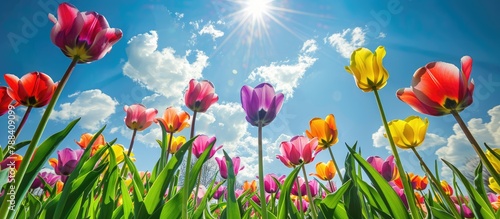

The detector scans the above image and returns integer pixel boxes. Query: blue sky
[1,0,500,184]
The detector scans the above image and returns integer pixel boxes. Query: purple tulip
[213,184,226,200]
[192,135,222,159]
[263,174,280,193]
[291,177,319,197]
[31,171,61,189]
[240,83,284,127]
[215,156,244,179]
[294,198,309,213]
[57,148,84,177]
[367,155,398,181]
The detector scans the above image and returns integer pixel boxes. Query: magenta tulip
[49,2,122,63]
[213,184,226,200]
[263,174,280,193]
[215,156,244,179]
[240,83,284,127]
[192,135,222,159]
[184,79,219,113]
[367,155,399,182]
[276,136,319,168]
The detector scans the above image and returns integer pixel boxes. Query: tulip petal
[397,88,444,116]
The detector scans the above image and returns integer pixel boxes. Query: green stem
[0,57,78,219]
[166,132,173,165]
[372,88,420,219]
[296,178,304,219]
[301,165,318,219]
[411,147,461,217]
[127,129,137,157]
[327,147,343,183]
[257,125,268,219]
[182,111,197,219]
[194,167,203,207]
[451,110,500,188]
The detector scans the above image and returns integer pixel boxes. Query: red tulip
[184,79,218,113]
[397,56,474,116]
[4,72,57,108]
[0,154,23,170]
[48,2,122,63]
[0,86,15,116]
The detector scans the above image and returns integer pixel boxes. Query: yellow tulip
[345,46,389,92]
[489,177,500,194]
[486,148,500,173]
[168,135,187,154]
[100,144,135,163]
[388,116,428,149]
[306,114,338,150]
[310,160,336,181]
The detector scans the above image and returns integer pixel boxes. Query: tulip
[263,174,280,193]
[184,79,219,113]
[489,177,500,194]
[397,56,474,116]
[124,104,158,131]
[215,156,244,179]
[291,177,319,197]
[167,135,186,154]
[50,148,84,182]
[276,136,319,168]
[487,193,500,211]
[388,116,429,149]
[408,173,428,191]
[4,72,57,108]
[240,83,284,127]
[390,181,409,209]
[441,180,453,196]
[344,46,389,92]
[213,184,226,200]
[192,135,222,159]
[311,160,336,181]
[306,114,339,150]
[0,87,14,116]
[32,171,61,189]
[243,180,257,193]
[294,198,309,213]
[366,155,399,182]
[486,148,500,173]
[456,203,474,218]
[49,2,122,63]
[0,154,23,170]
[155,107,190,133]
[75,133,106,156]
[101,144,135,163]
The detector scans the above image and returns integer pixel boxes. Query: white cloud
[377,32,386,39]
[175,12,184,20]
[436,105,500,178]
[372,126,447,152]
[248,39,318,99]
[50,89,118,131]
[122,31,209,108]
[199,23,224,41]
[326,27,366,58]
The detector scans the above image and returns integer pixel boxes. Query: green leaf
[277,164,303,219]
[98,146,119,219]
[222,150,241,219]
[0,169,10,190]
[346,145,410,219]
[343,142,363,219]
[443,159,496,218]
[120,178,134,219]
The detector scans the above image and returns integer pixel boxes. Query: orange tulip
[310,160,336,181]
[75,133,106,155]
[56,180,64,194]
[409,173,428,191]
[306,114,338,150]
[441,180,453,196]
[155,107,190,133]
[243,180,257,193]
[0,154,23,170]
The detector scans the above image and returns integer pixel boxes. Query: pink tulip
[291,177,319,197]
[263,174,280,193]
[49,2,122,63]
[124,104,158,131]
[276,136,319,168]
[367,155,399,181]
[215,156,244,179]
[184,79,219,113]
[213,184,226,200]
[192,135,222,159]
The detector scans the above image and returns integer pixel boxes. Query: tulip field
[1,2,500,219]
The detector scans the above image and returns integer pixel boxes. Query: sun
[244,0,271,20]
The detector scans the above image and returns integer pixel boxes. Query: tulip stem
[0,57,78,219]
[302,165,318,219]
[182,111,197,219]
[165,132,173,165]
[194,167,203,207]
[372,88,420,219]
[257,124,268,219]
[411,147,461,217]
[327,147,343,183]
[127,129,137,157]
[451,110,500,190]
[296,178,304,219]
